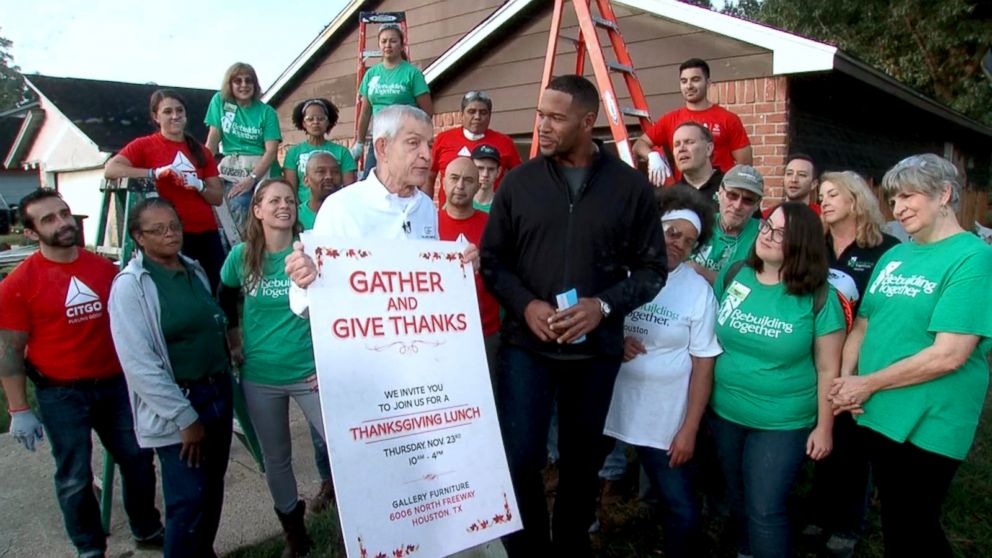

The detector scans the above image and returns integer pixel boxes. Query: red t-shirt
[118,133,220,233]
[761,201,822,219]
[646,105,750,178]
[0,250,123,380]
[437,210,501,336]
[431,128,522,206]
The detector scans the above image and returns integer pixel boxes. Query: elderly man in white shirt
[286,104,478,312]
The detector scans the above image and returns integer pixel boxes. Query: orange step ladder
[531,0,652,167]
[354,11,410,168]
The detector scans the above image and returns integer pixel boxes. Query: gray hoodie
[108,251,210,448]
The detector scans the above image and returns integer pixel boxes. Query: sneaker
[134,528,165,550]
[825,534,858,558]
[309,479,335,514]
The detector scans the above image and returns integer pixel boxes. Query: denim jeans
[35,374,162,558]
[310,423,332,482]
[362,144,377,180]
[637,445,702,558]
[599,439,629,481]
[809,412,870,538]
[156,376,233,558]
[241,379,325,514]
[709,413,809,558]
[496,344,620,557]
[861,427,961,558]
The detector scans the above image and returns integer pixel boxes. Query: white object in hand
[647,151,672,186]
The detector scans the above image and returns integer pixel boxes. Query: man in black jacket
[481,75,667,556]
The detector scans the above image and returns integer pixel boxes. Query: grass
[227,386,992,558]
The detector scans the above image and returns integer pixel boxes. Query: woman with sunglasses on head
[105,89,226,291]
[603,187,720,558]
[351,24,432,177]
[803,170,900,556]
[205,62,283,233]
[427,90,522,202]
[109,198,233,558]
[283,97,357,206]
[710,202,846,558]
[831,154,992,558]
[218,178,325,557]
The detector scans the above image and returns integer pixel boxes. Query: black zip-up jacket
[480,144,667,357]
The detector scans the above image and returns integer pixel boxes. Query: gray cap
[722,164,764,197]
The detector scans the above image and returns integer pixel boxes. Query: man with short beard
[0,189,164,558]
[763,153,821,218]
[688,165,764,285]
[298,151,343,230]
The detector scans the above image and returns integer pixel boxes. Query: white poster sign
[304,235,521,558]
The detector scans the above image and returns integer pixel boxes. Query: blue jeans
[310,423,332,482]
[362,143,377,180]
[156,376,233,558]
[709,413,809,558]
[35,374,162,557]
[637,445,702,558]
[599,439,629,480]
[496,344,620,558]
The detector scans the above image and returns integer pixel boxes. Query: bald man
[298,152,343,230]
[438,157,501,376]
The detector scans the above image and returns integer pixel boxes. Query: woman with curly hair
[603,187,720,558]
[283,97,357,204]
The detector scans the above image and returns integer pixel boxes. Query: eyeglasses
[141,222,182,236]
[304,115,328,123]
[232,77,254,86]
[663,223,698,250]
[722,188,761,207]
[463,90,491,102]
[759,221,785,243]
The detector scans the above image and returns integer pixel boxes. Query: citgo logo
[65,277,103,321]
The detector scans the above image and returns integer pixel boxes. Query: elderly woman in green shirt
[831,153,992,558]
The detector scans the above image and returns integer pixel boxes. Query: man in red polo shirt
[436,157,501,376]
[633,58,752,186]
[428,90,522,204]
[0,190,163,558]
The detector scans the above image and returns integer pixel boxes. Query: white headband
[661,209,702,234]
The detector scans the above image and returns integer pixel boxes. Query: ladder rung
[363,50,382,59]
[607,61,635,74]
[360,11,406,24]
[621,107,650,119]
[592,15,619,32]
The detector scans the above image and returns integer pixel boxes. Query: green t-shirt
[472,200,492,213]
[856,232,992,460]
[144,258,229,382]
[204,93,282,157]
[691,217,760,273]
[711,266,845,430]
[283,141,356,205]
[358,61,430,115]
[298,202,317,231]
[220,243,316,385]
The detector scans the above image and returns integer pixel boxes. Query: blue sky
[3,0,349,92]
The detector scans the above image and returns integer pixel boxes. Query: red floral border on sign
[418,250,468,278]
[358,536,419,558]
[466,493,514,533]
[314,246,372,276]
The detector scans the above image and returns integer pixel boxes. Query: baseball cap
[471,144,501,163]
[722,164,764,197]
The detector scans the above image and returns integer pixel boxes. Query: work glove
[647,151,672,187]
[349,141,365,161]
[10,409,44,451]
[183,173,205,192]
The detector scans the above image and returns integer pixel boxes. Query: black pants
[182,230,225,295]
[862,427,961,558]
[809,412,870,537]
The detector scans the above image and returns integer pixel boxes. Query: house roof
[25,75,216,153]
[266,0,992,139]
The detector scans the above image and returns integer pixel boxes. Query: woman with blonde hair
[205,62,282,233]
[832,154,992,557]
[805,171,900,557]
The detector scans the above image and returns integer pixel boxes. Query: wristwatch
[598,298,612,318]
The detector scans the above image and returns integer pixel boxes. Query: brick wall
[707,76,789,206]
[433,111,463,134]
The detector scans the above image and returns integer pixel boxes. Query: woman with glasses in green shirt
[109,198,233,558]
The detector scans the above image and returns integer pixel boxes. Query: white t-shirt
[604,263,722,450]
[289,170,438,314]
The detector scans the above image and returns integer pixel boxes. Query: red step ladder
[531,0,652,167]
[354,11,410,166]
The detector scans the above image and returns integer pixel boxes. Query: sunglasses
[463,90,491,102]
[722,188,760,206]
